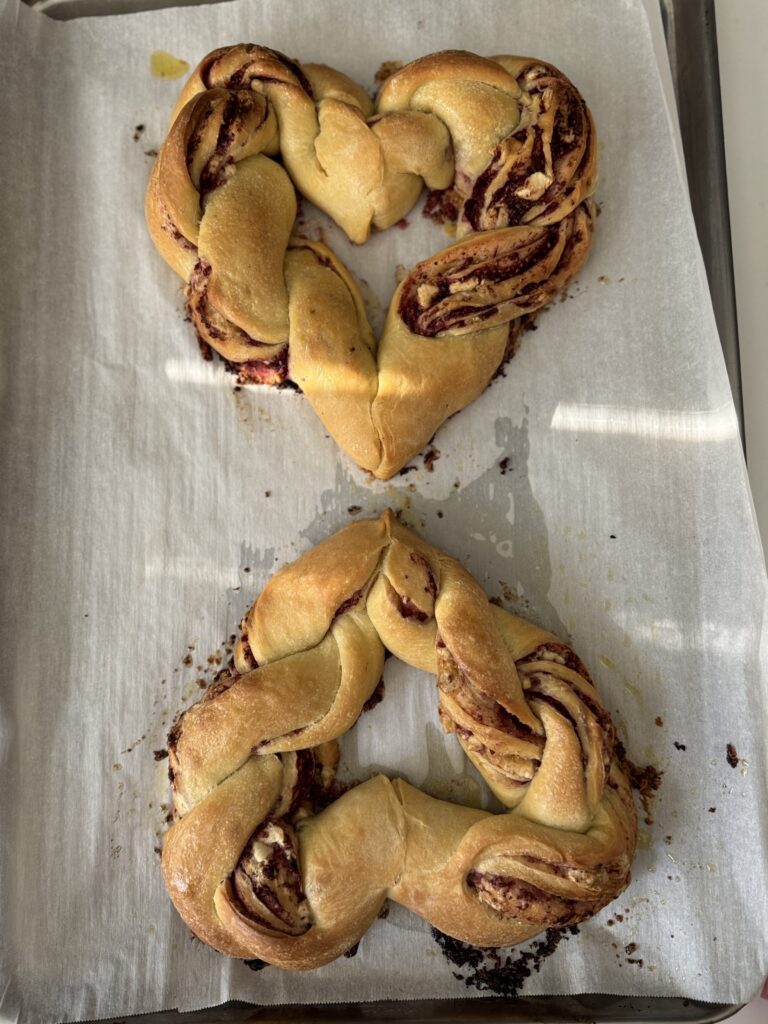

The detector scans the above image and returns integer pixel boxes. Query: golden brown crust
[162,512,637,969]
[146,46,598,478]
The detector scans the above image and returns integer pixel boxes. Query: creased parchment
[0,0,766,1021]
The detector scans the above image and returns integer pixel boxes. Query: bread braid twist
[162,512,636,969]
[146,47,596,478]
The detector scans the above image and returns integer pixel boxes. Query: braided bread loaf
[146,47,596,479]
[163,512,636,969]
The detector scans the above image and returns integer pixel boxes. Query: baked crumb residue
[432,925,579,995]
[374,59,403,87]
[614,740,663,826]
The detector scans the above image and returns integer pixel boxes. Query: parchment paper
[1,0,767,1020]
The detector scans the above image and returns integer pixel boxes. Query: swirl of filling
[227,817,310,936]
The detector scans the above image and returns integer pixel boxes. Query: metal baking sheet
[17,0,747,1021]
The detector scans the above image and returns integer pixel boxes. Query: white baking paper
[0,0,766,1020]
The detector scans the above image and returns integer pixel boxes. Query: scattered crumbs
[374,59,404,87]
[436,510,444,519]
[624,943,637,955]
[595,201,603,217]
[133,123,145,141]
[618,276,625,282]
[598,275,610,284]
[112,763,122,772]
[673,741,686,751]
[609,534,617,540]
[84,613,89,618]
[243,567,251,573]
[347,505,362,515]
[144,148,159,158]
[498,457,511,475]
[344,942,360,958]
[726,743,739,768]
[153,846,162,856]
[110,845,122,859]
[708,807,716,813]
[655,716,664,727]
[606,919,614,927]
[406,482,417,493]
[423,446,440,472]
[153,749,168,761]
[615,740,663,826]
[264,490,271,498]
[664,835,672,845]
[615,914,624,922]
[398,464,417,476]
[182,654,193,666]
[452,479,460,490]
[489,596,503,608]
[243,958,268,972]
[432,925,579,996]
[234,385,242,393]
[150,50,190,79]
[395,217,409,230]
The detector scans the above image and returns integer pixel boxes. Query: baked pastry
[146,47,597,479]
[162,511,637,969]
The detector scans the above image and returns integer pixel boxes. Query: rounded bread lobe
[161,512,637,969]
[146,46,598,478]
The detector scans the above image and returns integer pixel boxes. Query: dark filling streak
[333,588,363,620]
[198,92,259,199]
[210,45,314,100]
[395,594,430,623]
[527,689,581,735]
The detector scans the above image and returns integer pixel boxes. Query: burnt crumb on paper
[133,123,145,141]
[153,748,168,761]
[673,741,686,751]
[423,445,440,472]
[144,148,159,158]
[398,464,417,476]
[243,958,268,972]
[498,457,511,475]
[432,925,579,996]
[708,807,717,813]
[614,741,663,826]
[654,716,663,727]
[344,941,360,958]
[347,505,362,515]
[362,677,385,713]
[726,743,739,768]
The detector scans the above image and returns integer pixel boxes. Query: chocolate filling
[229,818,310,936]
[467,870,596,926]
[333,588,363,620]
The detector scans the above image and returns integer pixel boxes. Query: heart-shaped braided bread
[146,47,596,479]
[162,512,636,969]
